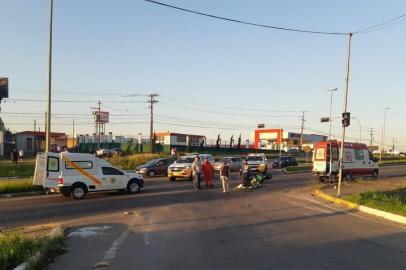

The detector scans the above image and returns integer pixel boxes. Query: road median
[1,223,65,270]
[313,189,406,225]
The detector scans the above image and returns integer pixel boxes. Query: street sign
[0,77,8,100]
[258,123,265,129]
[320,117,330,123]
[95,111,109,123]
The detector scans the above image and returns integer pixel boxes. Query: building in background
[253,128,326,150]
[15,131,66,154]
[155,132,206,147]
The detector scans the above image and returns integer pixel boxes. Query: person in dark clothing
[239,160,251,187]
[220,160,230,193]
[11,149,18,164]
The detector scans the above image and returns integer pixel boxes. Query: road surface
[1,165,405,269]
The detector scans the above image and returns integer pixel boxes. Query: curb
[313,189,406,225]
[0,191,45,199]
[13,224,65,270]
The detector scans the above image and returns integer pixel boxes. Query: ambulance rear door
[44,152,61,189]
[33,153,45,186]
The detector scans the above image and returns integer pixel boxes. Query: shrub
[107,153,168,170]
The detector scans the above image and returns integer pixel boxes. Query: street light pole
[337,32,353,197]
[45,0,53,152]
[328,88,338,140]
[380,107,390,162]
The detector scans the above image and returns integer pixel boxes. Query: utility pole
[337,32,353,198]
[369,128,374,147]
[148,94,158,153]
[328,88,338,140]
[299,111,306,150]
[380,107,390,162]
[45,0,53,152]
[34,120,37,153]
[72,119,75,150]
[98,100,101,150]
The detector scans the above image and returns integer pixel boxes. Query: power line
[144,0,348,36]
[354,12,406,34]
[5,98,146,104]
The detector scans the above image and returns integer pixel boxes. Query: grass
[0,162,35,178]
[107,153,169,170]
[346,188,406,216]
[0,232,64,270]
[0,178,43,194]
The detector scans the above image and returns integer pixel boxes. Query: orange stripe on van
[61,156,102,186]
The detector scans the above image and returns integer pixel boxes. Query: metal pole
[337,32,352,197]
[97,100,101,150]
[72,119,75,149]
[45,0,53,152]
[34,120,36,153]
[380,107,390,162]
[300,111,305,150]
[328,88,338,140]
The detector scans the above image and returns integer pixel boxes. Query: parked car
[96,148,111,157]
[168,154,214,181]
[214,157,243,171]
[246,153,268,173]
[272,157,298,168]
[110,148,125,157]
[135,158,173,177]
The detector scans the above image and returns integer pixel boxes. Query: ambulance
[33,152,144,199]
[312,140,379,182]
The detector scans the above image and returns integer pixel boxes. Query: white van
[33,152,144,199]
[313,140,379,182]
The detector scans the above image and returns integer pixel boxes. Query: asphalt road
[1,165,406,269]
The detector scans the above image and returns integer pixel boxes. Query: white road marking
[143,230,151,245]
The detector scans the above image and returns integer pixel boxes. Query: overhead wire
[144,0,349,35]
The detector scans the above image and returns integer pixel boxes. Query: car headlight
[140,168,147,172]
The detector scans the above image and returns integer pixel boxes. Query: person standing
[171,147,178,160]
[220,160,230,193]
[202,158,214,188]
[18,148,24,162]
[239,160,251,187]
[11,149,18,164]
[191,156,202,190]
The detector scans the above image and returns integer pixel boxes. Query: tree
[237,134,241,149]
[229,135,234,148]
[215,134,221,149]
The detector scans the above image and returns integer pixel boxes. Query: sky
[0,0,405,149]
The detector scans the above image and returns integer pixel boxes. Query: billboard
[0,78,8,99]
[95,111,109,123]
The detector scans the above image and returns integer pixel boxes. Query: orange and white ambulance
[312,140,379,182]
[33,152,144,199]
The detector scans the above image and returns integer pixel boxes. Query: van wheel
[71,183,87,199]
[148,170,155,177]
[372,170,379,179]
[127,180,141,194]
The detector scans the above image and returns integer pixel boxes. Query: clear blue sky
[1,0,405,149]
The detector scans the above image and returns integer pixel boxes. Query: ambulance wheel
[372,170,379,179]
[169,176,176,181]
[318,177,325,183]
[346,174,352,182]
[71,183,87,199]
[127,180,141,194]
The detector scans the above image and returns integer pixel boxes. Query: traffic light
[342,112,351,127]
